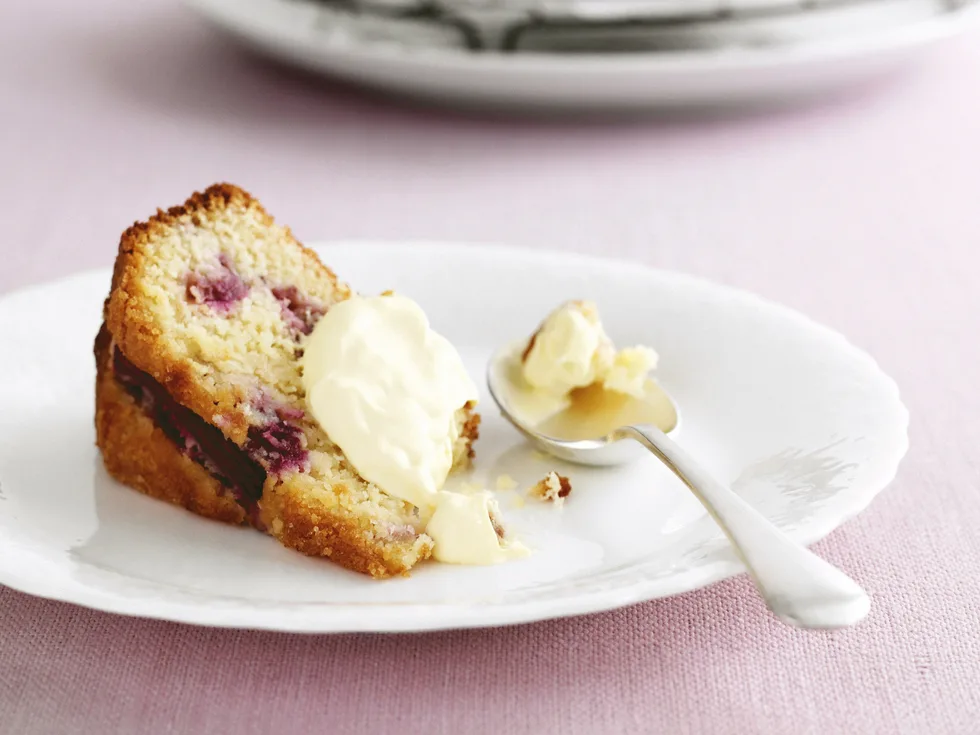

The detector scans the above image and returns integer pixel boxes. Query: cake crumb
[528,472,572,506]
[495,474,518,491]
[531,450,549,462]
[458,480,483,493]
[488,500,507,539]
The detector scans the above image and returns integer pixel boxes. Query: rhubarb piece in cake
[94,183,479,578]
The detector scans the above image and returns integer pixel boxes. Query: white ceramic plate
[0,242,907,632]
[183,0,980,111]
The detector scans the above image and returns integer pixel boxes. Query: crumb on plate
[528,472,572,506]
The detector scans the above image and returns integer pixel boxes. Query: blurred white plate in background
[183,0,980,111]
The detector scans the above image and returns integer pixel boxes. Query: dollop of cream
[301,293,478,510]
[522,300,613,397]
[503,300,675,438]
[522,300,658,399]
[427,491,529,565]
[602,346,659,398]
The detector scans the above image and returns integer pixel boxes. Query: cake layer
[112,346,266,509]
[94,323,247,526]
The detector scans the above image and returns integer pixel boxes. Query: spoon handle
[619,424,870,629]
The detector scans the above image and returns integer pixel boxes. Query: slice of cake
[94,184,479,578]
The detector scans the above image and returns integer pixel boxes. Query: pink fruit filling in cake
[272,285,324,336]
[113,348,266,507]
[185,254,249,311]
[113,340,315,519]
[244,420,308,476]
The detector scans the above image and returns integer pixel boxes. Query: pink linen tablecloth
[2,2,980,733]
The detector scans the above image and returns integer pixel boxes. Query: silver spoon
[487,347,870,629]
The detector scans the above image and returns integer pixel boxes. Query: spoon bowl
[486,344,676,466]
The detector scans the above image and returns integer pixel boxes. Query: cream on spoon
[488,300,869,629]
